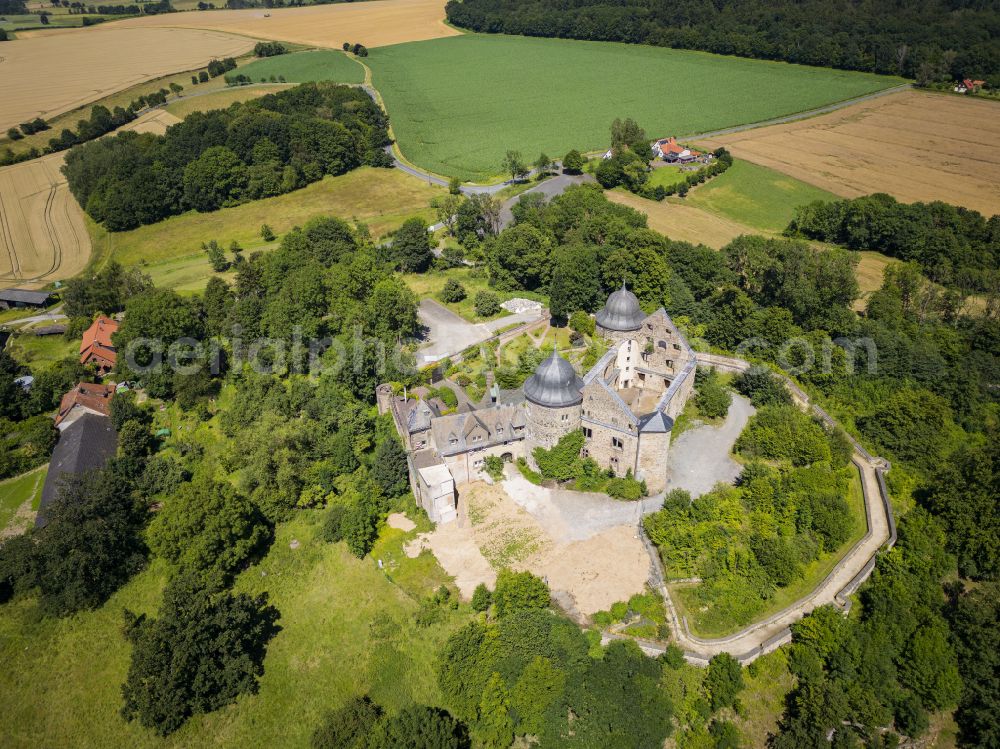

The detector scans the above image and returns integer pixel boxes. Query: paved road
[416,299,544,364]
[4,306,67,327]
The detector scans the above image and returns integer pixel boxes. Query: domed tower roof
[595,282,645,332]
[523,348,584,408]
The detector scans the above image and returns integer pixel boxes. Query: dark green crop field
[367,34,902,181]
[236,49,365,85]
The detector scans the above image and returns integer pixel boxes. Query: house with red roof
[80,316,119,374]
[653,137,701,164]
[54,381,116,429]
[955,78,986,94]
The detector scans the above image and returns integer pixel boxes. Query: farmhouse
[653,137,701,163]
[36,413,118,528]
[80,316,119,374]
[954,78,986,93]
[0,288,52,309]
[379,285,695,522]
[54,381,116,430]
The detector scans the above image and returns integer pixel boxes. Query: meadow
[366,34,902,180]
[0,465,46,536]
[234,49,365,85]
[89,168,441,293]
[0,513,466,748]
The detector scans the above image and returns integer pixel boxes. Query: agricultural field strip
[700,92,1000,215]
[0,27,254,130]
[110,0,460,49]
[0,110,179,286]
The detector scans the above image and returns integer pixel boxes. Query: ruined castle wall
[581,381,639,477]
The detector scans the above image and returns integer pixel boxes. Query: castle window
[561,414,568,421]
[583,427,593,438]
[674,343,682,350]
[612,437,624,450]
[658,340,667,349]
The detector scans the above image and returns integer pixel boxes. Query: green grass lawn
[0,511,467,748]
[685,159,840,232]
[90,168,441,288]
[235,50,365,85]
[366,34,901,180]
[0,465,46,534]
[673,463,868,637]
[402,266,546,323]
[646,166,689,189]
[7,332,79,371]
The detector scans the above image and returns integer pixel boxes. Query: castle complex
[378,285,695,523]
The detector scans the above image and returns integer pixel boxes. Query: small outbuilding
[0,288,52,309]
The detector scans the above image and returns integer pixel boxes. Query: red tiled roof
[80,316,119,367]
[655,137,700,157]
[55,382,116,426]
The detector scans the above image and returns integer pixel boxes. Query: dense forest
[446,0,1000,83]
[63,83,391,231]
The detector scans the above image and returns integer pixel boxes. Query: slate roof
[523,349,584,408]
[430,404,526,457]
[639,411,674,433]
[0,288,51,305]
[595,283,645,332]
[36,413,118,527]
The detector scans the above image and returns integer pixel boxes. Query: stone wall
[444,441,525,484]
[524,400,580,469]
[581,380,639,477]
[636,430,671,493]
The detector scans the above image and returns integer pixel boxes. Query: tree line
[63,83,392,231]
[446,0,1000,85]
[787,193,1000,296]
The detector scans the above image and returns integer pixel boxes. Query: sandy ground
[387,512,416,532]
[408,482,651,616]
[604,189,753,248]
[417,299,543,364]
[699,90,1000,217]
[111,0,460,49]
[0,109,181,287]
[0,27,253,130]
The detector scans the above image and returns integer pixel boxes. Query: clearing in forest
[366,34,902,180]
[234,49,365,85]
[699,89,1000,217]
[0,26,253,131]
[112,0,460,49]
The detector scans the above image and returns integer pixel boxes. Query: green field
[685,159,839,232]
[0,465,46,534]
[0,512,466,747]
[235,50,365,85]
[366,34,901,180]
[89,168,442,291]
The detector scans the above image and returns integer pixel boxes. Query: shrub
[471,583,492,612]
[606,474,646,500]
[493,569,550,618]
[732,367,791,407]
[440,278,467,303]
[483,455,505,481]
[474,290,501,317]
[695,367,732,419]
[532,430,584,481]
[568,310,595,337]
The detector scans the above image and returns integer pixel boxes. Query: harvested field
[0,152,89,286]
[0,27,253,130]
[604,190,753,248]
[164,86,287,119]
[699,90,1000,217]
[112,0,459,49]
[0,110,179,287]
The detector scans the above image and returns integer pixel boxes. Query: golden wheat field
[0,27,253,130]
[112,0,459,49]
[699,90,1000,216]
[0,111,181,288]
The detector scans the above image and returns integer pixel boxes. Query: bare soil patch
[112,0,459,49]
[699,90,1000,216]
[0,110,178,287]
[411,482,650,616]
[0,26,253,130]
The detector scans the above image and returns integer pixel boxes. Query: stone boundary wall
[612,352,898,666]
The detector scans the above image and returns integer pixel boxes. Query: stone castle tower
[523,349,584,466]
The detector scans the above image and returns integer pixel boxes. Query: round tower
[523,349,584,463]
[595,282,645,342]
